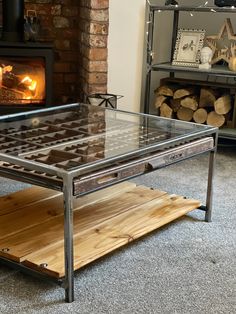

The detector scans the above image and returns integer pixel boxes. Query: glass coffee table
[0,103,218,302]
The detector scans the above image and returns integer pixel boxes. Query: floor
[0,143,235,314]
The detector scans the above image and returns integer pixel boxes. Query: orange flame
[29,80,37,91]
[21,76,32,84]
[21,76,37,91]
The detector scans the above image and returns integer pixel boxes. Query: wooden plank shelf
[0,182,200,278]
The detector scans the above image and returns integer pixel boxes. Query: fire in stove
[0,57,46,105]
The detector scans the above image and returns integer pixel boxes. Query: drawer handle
[147,152,185,170]
[97,173,118,185]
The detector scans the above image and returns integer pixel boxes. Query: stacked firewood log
[154,83,233,127]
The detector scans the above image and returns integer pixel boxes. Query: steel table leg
[63,176,74,302]
[205,149,217,222]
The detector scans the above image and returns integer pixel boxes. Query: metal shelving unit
[143,2,236,139]
[152,62,236,77]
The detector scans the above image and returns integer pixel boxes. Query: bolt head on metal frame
[1,248,9,252]
[39,263,48,268]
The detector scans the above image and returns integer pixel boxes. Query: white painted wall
[108,0,146,112]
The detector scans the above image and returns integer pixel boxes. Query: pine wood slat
[0,186,61,216]
[0,185,166,262]
[72,181,137,207]
[23,195,200,278]
[0,181,137,240]
[0,197,63,241]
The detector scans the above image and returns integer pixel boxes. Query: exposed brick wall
[79,0,109,98]
[24,0,109,104]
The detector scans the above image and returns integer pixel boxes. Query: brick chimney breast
[25,0,109,104]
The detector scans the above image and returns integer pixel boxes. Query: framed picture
[172,29,205,67]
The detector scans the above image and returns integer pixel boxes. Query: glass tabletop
[0,103,217,174]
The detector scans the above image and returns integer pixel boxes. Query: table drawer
[73,137,214,195]
[73,163,146,195]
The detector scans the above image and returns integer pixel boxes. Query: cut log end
[155,85,177,97]
[214,95,232,115]
[154,95,167,108]
[180,96,198,111]
[193,108,208,124]
[207,111,225,127]
[160,103,173,118]
[176,107,194,122]
[173,87,195,99]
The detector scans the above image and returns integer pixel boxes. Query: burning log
[1,67,37,98]
[2,71,21,89]
[0,86,25,102]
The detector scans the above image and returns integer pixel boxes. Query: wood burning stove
[2,0,24,42]
[0,42,53,113]
[0,0,54,114]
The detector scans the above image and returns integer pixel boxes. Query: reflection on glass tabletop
[0,103,217,172]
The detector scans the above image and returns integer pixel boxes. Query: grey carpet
[0,145,235,314]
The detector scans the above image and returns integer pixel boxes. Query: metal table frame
[0,104,218,302]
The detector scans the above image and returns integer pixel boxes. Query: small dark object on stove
[24,10,40,42]
[165,0,179,5]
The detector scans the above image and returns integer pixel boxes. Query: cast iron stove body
[0,103,218,302]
